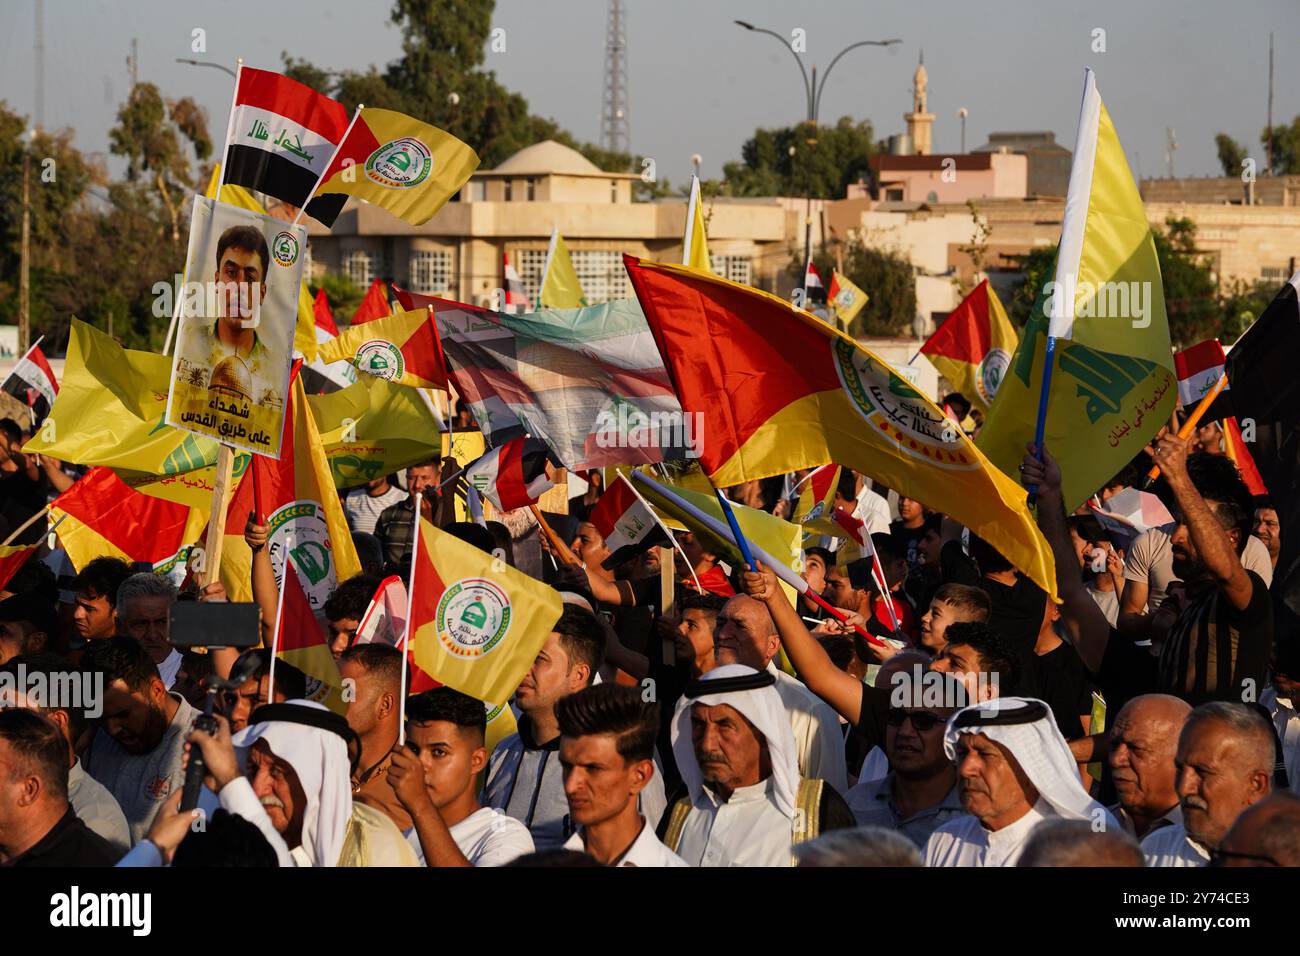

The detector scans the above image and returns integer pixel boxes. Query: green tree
[312,274,365,324]
[108,82,212,241]
[1214,133,1248,177]
[722,117,877,199]
[812,240,915,337]
[1004,245,1056,329]
[1262,116,1300,175]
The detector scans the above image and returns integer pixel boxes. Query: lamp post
[174,58,237,78]
[734,22,899,298]
[958,107,969,154]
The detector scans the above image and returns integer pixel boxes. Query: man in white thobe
[925,697,1117,867]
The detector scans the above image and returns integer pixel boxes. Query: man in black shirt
[1025,437,1271,710]
[0,709,118,866]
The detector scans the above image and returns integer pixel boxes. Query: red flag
[1224,416,1268,496]
[313,289,339,338]
[0,544,38,593]
[50,468,196,569]
[352,278,392,326]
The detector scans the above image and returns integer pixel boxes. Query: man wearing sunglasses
[845,697,964,847]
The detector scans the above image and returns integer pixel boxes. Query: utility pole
[34,0,44,130]
[19,146,30,353]
[129,37,139,90]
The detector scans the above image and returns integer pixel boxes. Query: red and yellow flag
[409,516,563,706]
[0,544,39,593]
[313,107,479,226]
[272,560,345,713]
[318,307,447,390]
[793,464,842,535]
[919,278,1018,413]
[624,257,1057,600]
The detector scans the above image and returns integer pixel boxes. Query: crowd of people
[1,390,1298,870]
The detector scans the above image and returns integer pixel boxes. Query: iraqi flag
[353,575,408,648]
[504,253,531,313]
[3,340,58,420]
[305,289,357,392]
[588,474,670,569]
[464,436,554,512]
[222,66,350,226]
[804,261,825,303]
[1174,339,1232,419]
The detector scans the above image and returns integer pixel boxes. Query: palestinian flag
[919,279,1018,413]
[464,436,554,512]
[409,516,563,705]
[803,261,825,303]
[49,467,204,575]
[588,474,670,569]
[311,107,480,226]
[625,255,1058,601]
[318,307,448,390]
[270,560,345,712]
[504,252,531,313]
[1174,339,1232,420]
[3,340,58,420]
[352,278,393,325]
[0,543,38,593]
[222,66,350,226]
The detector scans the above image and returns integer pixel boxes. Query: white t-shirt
[345,485,408,536]
[405,806,535,867]
[1141,823,1210,867]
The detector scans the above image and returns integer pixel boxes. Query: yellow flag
[312,108,480,226]
[309,375,443,490]
[410,517,564,706]
[977,69,1176,511]
[828,270,868,331]
[683,175,712,273]
[318,307,446,389]
[204,164,318,361]
[541,229,587,308]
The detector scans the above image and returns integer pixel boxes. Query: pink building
[869,152,1029,204]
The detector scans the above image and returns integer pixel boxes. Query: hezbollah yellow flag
[318,307,447,389]
[312,108,480,226]
[919,279,1018,413]
[683,175,712,273]
[205,165,318,361]
[977,69,1176,512]
[828,271,868,331]
[309,375,443,490]
[410,517,564,706]
[541,228,587,308]
[25,320,219,475]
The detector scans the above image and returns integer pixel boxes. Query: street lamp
[175,58,237,78]
[734,22,900,297]
[958,107,969,154]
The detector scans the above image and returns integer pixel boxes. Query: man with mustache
[661,664,854,866]
[924,697,1117,867]
[184,700,416,866]
[1108,694,1191,839]
[713,594,847,794]
[1142,701,1274,866]
[80,636,197,845]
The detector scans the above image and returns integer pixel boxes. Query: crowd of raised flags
[1,63,1299,878]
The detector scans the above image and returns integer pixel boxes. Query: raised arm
[740,562,862,726]
[1149,429,1253,612]
[1021,444,1112,674]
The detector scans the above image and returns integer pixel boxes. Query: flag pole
[0,334,47,393]
[291,104,364,229]
[216,59,245,193]
[1141,371,1227,489]
[1,505,60,547]
[397,492,421,747]
[706,479,756,571]
[266,561,289,703]
[540,228,559,307]
[621,472,703,594]
[1024,335,1057,507]
[683,176,700,265]
[530,504,581,566]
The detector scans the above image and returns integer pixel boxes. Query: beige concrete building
[305,140,792,309]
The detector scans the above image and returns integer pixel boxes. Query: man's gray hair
[1183,701,1276,773]
[794,826,922,867]
[117,572,178,612]
[1018,819,1144,867]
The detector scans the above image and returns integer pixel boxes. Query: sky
[1,0,1297,186]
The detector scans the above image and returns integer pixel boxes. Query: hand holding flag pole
[530,505,581,566]
[1140,372,1227,489]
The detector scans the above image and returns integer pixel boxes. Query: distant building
[972,132,1072,198]
[868,152,1029,204]
[904,55,935,157]
[1140,174,1300,207]
[305,140,792,308]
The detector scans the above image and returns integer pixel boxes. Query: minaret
[905,51,935,156]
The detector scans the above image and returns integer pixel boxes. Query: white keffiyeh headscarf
[671,664,800,818]
[233,699,354,867]
[944,696,1116,825]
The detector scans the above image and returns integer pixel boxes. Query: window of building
[470,180,486,202]
[611,180,618,203]
[513,248,629,304]
[1261,266,1288,281]
[709,255,753,286]
[409,250,453,295]
[885,187,905,201]
[526,177,537,201]
[504,179,513,202]
[516,248,549,306]
[344,249,382,289]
